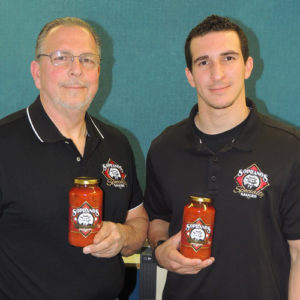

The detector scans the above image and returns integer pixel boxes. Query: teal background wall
[0,1,299,298]
[0,0,299,188]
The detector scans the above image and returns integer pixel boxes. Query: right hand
[154,231,215,274]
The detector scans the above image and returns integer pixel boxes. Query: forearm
[148,219,170,248]
[119,215,148,256]
[288,240,300,300]
[288,255,300,299]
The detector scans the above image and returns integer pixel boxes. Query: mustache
[59,81,88,88]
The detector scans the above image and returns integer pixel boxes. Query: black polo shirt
[0,96,143,299]
[144,99,300,300]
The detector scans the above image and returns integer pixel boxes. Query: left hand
[82,221,127,258]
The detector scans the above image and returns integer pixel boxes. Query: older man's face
[31,25,100,112]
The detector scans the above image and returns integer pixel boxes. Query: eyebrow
[193,55,209,65]
[221,51,240,57]
[193,51,240,64]
[58,50,99,55]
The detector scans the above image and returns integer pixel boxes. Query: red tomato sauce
[180,196,215,260]
[68,177,103,247]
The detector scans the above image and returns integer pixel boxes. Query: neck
[195,98,249,135]
[40,98,87,156]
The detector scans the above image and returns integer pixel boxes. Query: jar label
[183,217,213,252]
[70,201,100,237]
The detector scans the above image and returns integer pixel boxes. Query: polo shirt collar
[233,99,261,151]
[188,98,262,152]
[26,96,104,143]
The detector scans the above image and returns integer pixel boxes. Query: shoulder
[258,112,300,143]
[0,108,27,135]
[89,115,131,147]
[150,117,191,151]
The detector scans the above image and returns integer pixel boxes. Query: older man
[0,17,148,299]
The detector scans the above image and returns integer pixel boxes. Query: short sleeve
[144,148,172,222]
[127,146,144,211]
[281,154,300,240]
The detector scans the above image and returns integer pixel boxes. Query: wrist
[118,223,130,249]
[153,240,166,267]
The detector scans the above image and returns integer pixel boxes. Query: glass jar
[68,177,103,247]
[180,195,215,259]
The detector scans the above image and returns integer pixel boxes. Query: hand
[155,231,215,274]
[82,221,127,258]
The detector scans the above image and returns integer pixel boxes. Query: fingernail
[83,247,90,254]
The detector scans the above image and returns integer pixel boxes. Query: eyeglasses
[37,50,100,69]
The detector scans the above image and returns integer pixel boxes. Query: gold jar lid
[74,177,99,185]
[189,195,212,203]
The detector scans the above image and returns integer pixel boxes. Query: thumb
[169,231,182,247]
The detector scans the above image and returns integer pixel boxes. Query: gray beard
[54,96,92,111]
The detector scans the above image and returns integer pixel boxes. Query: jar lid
[74,177,99,185]
[189,195,212,203]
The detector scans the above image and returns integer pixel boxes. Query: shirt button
[65,141,69,144]
[211,175,216,182]
[76,157,81,162]
[213,156,218,162]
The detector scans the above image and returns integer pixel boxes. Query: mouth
[63,85,86,89]
[61,82,87,89]
[209,85,230,93]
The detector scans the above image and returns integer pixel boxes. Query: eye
[53,54,69,63]
[82,57,95,65]
[197,60,209,67]
[80,55,98,66]
[224,56,235,62]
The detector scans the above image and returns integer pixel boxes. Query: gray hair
[35,17,101,59]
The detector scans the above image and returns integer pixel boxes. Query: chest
[0,139,133,227]
[157,148,290,234]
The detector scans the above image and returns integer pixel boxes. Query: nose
[210,61,225,81]
[68,56,83,77]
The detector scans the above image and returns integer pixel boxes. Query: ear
[97,64,101,77]
[185,67,196,88]
[244,56,253,80]
[30,60,41,90]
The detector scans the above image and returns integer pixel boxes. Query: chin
[56,98,92,111]
[205,99,235,110]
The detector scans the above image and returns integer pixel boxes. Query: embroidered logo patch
[102,158,127,189]
[233,163,270,199]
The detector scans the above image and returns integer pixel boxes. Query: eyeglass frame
[36,50,101,69]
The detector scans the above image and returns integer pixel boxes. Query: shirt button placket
[208,155,219,191]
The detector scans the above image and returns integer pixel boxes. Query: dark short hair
[184,15,249,71]
[35,17,101,59]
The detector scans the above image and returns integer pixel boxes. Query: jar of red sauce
[68,177,103,247]
[180,195,215,260]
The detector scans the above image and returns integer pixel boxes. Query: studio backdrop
[1,0,299,187]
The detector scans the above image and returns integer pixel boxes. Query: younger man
[145,15,300,300]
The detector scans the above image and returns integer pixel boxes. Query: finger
[93,222,111,244]
[200,257,215,268]
[169,231,181,246]
[89,247,115,258]
[168,248,201,266]
[85,240,120,258]
[172,258,214,274]
[83,236,111,254]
